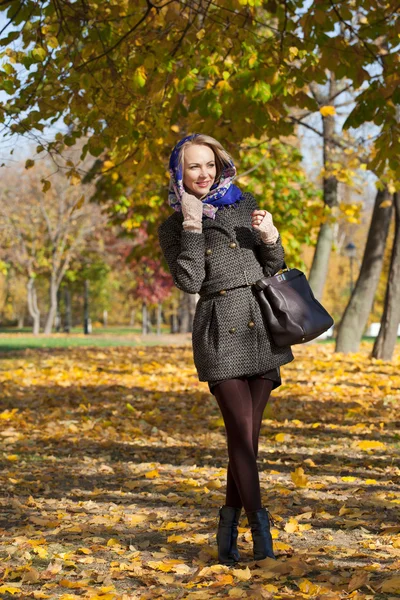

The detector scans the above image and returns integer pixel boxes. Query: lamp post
[345,241,357,294]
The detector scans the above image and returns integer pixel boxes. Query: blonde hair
[177,134,234,183]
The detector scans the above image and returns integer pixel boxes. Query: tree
[335,187,393,353]
[372,192,400,360]
[0,161,104,333]
[0,0,398,199]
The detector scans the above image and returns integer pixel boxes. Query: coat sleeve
[158,218,206,294]
[246,192,286,276]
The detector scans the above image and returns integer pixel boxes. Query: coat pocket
[208,299,219,355]
[192,298,219,361]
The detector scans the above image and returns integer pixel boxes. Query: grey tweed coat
[157,190,295,382]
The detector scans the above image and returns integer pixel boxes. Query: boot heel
[246,507,276,561]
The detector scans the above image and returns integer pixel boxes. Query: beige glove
[251,209,279,244]
[181,191,203,233]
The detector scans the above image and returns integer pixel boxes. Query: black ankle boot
[246,507,276,561]
[216,505,241,564]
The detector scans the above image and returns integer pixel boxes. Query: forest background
[0,0,399,358]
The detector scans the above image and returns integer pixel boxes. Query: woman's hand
[251,209,279,244]
[181,191,203,233]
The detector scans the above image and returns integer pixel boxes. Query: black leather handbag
[252,262,334,347]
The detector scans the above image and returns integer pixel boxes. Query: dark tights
[213,377,274,513]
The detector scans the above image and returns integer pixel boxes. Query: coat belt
[198,268,262,298]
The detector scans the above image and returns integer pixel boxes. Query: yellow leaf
[167,534,185,543]
[70,172,81,186]
[161,520,187,530]
[128,514,148,525]
[133,65,147,88]
[25,159,35,169]
[46,36,59,48]
[263,584,279,592]
[77,547,92,554]
[232,566,251,580]
[106,538,123,547]
[284,517,298,533]
[320,105,336,116]
[34,546,48,558]
[171,124,180,132]
[145,469,159,478]
[0,408,18,420]
[274,541,293,552]
[196,28,205,40]
[6,454,19,461]
[0,585,21,595]
[353,440,386,451]
[148,559,182,572]
[298,578,321,594]
[379,199,392,208]
[206,479,222,489]
[290,466,309,488]
[59,578,89,588]
[275,432,291,442]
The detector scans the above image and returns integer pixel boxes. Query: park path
[0,341,399,599]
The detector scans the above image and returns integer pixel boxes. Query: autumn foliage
[0,341,399,598]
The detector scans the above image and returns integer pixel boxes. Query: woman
[158,133,294,565]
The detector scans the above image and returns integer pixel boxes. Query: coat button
[229,327,236,333]
[205,248,212,255]
[219,290,227,295]
[229,241,237,248]
[248,321,255,328]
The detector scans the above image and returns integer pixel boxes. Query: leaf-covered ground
[0,341,399,599]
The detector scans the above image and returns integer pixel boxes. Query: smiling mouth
[196,181,211,186]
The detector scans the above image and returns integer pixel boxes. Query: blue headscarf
[167,133,243,219]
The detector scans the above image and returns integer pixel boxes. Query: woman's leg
[248,377,274,460]
[216,378,273,508]
[214,377,273,512]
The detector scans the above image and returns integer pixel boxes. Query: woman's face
[182,144,217,198]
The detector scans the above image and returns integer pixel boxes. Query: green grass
[0,326,396,353]
[0,326,178,352]
[0,326,169,336]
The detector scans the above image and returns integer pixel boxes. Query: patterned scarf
[167,133,243,220]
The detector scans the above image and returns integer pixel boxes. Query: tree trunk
[17,314,24,329]
[307,220,336,300]
[44,275,58,334]
[142,302,148,334]
[170,311,179,334]
[335,187,393,353]
[307,76,339,300]
[83,279,90,334]
[55,288,62,332]
[372,192,400,360]
[156,302,162,335]
[103,309,108,327]
[27,277,40,335]
[64,287,72,333]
